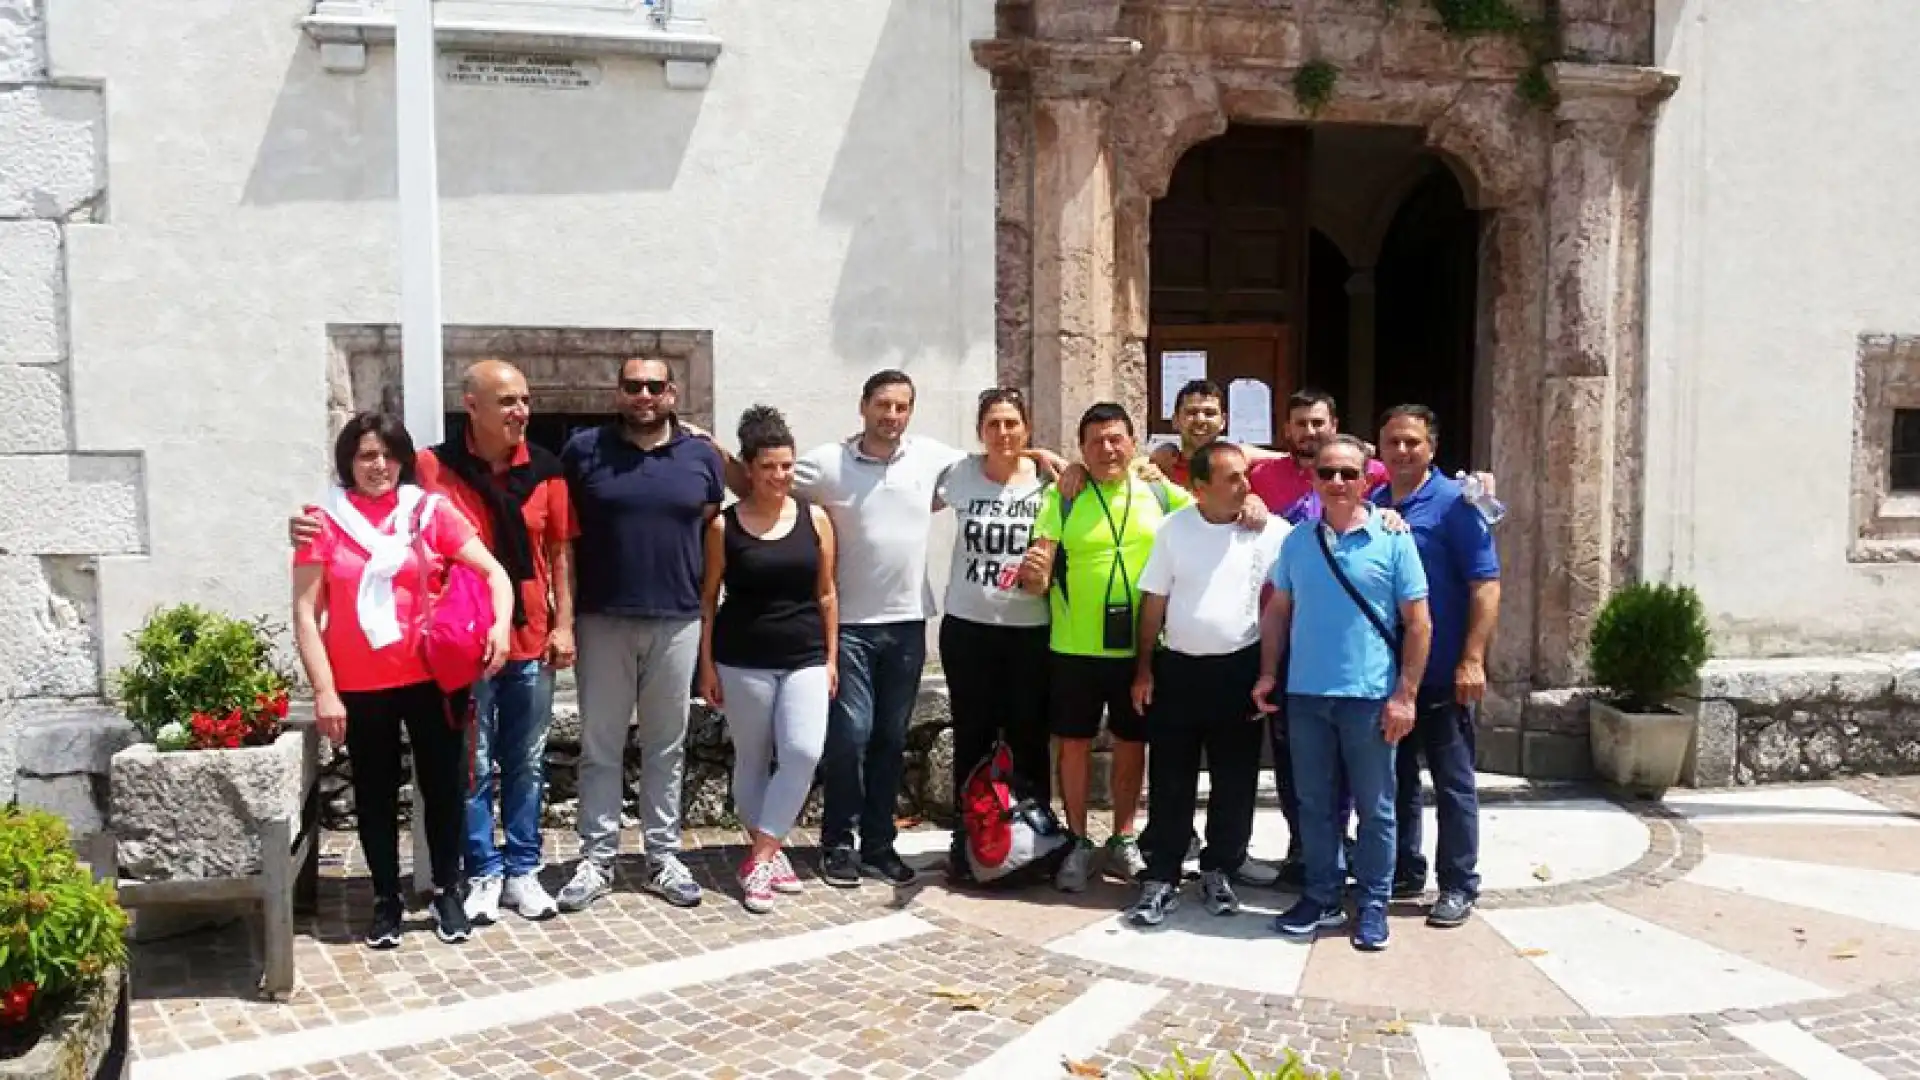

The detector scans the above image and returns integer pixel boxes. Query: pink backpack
[412,498,495,693]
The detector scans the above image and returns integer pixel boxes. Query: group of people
[289,355,1499,956]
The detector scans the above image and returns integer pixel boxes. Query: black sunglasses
[978,386,1024,403]
[1316,466,1363,482]
[619,378,670,396]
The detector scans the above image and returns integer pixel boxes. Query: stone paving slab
[121,778,1920,1079]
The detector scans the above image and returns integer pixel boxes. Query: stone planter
[108,731,306,882]
[1589,699,1694,796]
[0,968,126,1080]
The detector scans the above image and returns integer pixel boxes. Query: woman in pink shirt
[293,413,514,950]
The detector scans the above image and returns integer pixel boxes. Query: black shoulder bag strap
[1315,523,1401,657]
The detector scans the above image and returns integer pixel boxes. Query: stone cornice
[1549,62,1679,125]
[971,37,1142,99]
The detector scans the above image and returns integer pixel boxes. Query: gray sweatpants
[717,664,831,839]
[575,614,701,866]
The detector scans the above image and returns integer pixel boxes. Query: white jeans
[717,664,831,839]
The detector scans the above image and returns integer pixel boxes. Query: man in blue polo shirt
[1254,434,1431,953]
[558,357,724,912]
[1371,405,1500,928]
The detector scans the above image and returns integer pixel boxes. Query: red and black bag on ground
[959,741,1070,885]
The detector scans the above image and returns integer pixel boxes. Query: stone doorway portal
[976,5,1677,776]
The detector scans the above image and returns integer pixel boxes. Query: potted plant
[0,808,129,1080]
[106,604,306,883]
[1587,582,1712,796]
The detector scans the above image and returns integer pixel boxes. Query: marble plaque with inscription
[441,52,602,90]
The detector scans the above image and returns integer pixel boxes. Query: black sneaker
[431,888,472,944]
[365,895,404,950]
[1392,875,1427,900]
[821,846,861,889]
[1427,889,1475,928]
[945,840,975,885]
[860,848,917,887]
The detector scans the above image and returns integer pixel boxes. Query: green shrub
[1291,59,1340,116]
[1588,582,1712,711]
[0,808,128,1035]
[1136,1045,1343,1079]
[112,604,293,749]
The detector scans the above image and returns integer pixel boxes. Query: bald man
[290,360,575,925]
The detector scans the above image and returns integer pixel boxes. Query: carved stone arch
[1425,84,1550,210]
[1116,73,1228,201]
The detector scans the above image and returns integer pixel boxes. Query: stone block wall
[1,0,148,838]
[1689,655,1920,786]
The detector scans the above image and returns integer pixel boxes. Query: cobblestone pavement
[124,776,1920,1079]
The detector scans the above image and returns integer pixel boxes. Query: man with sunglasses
[556,357,725,912]
[1255,434,1431,953]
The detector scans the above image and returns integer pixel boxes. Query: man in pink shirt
[1247,389,1390,526]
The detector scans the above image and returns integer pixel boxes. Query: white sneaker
[464,874,502,925]
[1055,838,1096,893]
[1229,858,1281,888]
[502,872,559,920]
[556,861,612,913]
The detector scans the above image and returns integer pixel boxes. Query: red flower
[0,981,36,1025]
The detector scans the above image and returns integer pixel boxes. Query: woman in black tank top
[697,406,839,914]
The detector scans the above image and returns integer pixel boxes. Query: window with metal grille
[1893,408,1920,492]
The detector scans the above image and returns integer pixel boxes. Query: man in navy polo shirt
[557,357,724,912]
[1371,404,1501,928]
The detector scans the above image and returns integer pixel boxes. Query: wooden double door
[1146,124,1306,450]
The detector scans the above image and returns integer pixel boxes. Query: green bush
[1588,582,1712,711]
[1136,1045,1343,1079]
[0,808,128,1035]
[113,604,293,748]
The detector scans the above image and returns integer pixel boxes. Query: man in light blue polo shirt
[1253,434,1431,952]
[1372,404,1501,929]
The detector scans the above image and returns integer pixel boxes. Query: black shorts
[1049,654,1148,743]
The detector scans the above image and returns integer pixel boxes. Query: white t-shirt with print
[1137,506,1291,656]
[935,455,1050,628]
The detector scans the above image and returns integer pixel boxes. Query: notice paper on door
[1226,377,1273,446]
[1159,351,1207,418]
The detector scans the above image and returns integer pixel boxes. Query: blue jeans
[1287,694,1397,909]
[1396,689,1481,895]
[465,660,554,879]
[820,621,928,854]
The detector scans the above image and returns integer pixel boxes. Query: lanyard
[1088,479,1134,603]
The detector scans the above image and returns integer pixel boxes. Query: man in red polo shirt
[292,360,574,925]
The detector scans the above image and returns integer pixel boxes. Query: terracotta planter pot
[1589,699,1695,796]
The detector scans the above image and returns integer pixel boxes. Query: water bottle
[1457,471,1508,527]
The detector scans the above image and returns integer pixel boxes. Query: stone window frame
[1849,333,1920,562]
[325,323,714,438]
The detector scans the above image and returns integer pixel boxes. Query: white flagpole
[395,0,445,898]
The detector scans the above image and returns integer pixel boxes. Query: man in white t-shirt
[1127,440,1291,926]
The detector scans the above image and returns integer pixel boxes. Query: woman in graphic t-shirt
[933,388,1054,880]
[697,406,839,915]
[292,412,514,950]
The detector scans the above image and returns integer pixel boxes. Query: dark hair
[1173,379,1224,415]
[1379,403,1440,445]
[333,412,418,489]
[975,386,1029,432]
[1188,439,1244,485]
[1076,402,1134,442]
[1316,433,1371,463]
[737,404,795,462]
[1286,387,1339,418]
[861,369,915,404]
[619,356,673,384]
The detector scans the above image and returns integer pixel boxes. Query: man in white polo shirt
[1127,440,1290,925]
[782,370,1064,889]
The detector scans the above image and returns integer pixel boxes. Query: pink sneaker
[769,851,804,895]
[738,857,778,914]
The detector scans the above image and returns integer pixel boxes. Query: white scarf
[323,484,431,650]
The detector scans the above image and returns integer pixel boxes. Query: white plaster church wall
[1645,0,1920,656]
[41,0,995,677]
